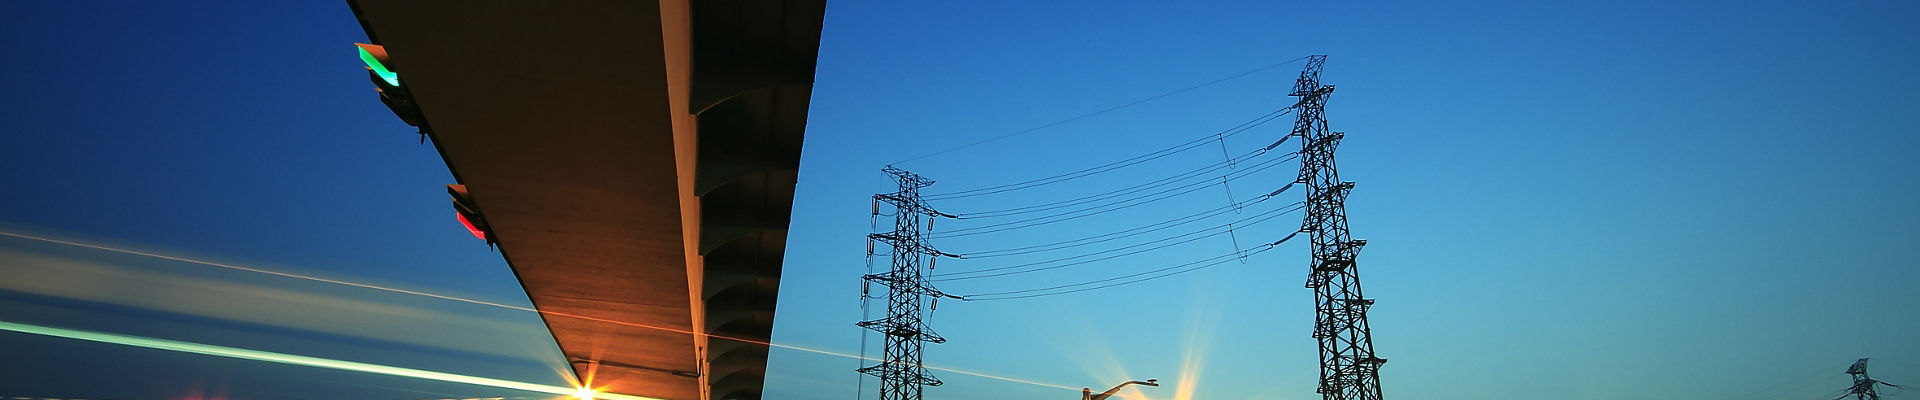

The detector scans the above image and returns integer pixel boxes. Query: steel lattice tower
[858,166,957,400]
[1847,358,1885,400]
[1290,55,1387,400]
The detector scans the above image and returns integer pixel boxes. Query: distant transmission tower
[1290,55,1387,400]
[858,166,960,400]
[1843,358,1911,400]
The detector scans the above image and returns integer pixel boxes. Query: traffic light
[356,43,425,127]
[447,184,496,246]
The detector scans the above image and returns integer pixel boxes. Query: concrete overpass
[346,1,824,399]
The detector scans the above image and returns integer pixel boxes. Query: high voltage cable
[891,56,1310,166]
[938,201,1300,278]
[931,152,1300,238]
[935,152,1297,235]
[934,202,1304,281]
[923,106,1295,200]
[950,138,1293,219]
[930,153,1293,240]
[960,251,1239,300]
[960,234,1300,301]
[961,194,1290,258]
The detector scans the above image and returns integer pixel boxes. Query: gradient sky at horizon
[2,1,1917,399]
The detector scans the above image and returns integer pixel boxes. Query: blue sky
[2,1,1917,399]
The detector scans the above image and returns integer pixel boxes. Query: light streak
[0,231,530,312]
[0,320,653,400]
[0,230,1094,394]
[932,366,1082,392]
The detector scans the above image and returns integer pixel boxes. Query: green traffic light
[359,45,401,86]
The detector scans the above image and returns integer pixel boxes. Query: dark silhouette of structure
[1291,55,1387,400]
[1083,379,1159,400]
[347,2,826,398]
[858,167,960,400]
[1843,358,1911,400]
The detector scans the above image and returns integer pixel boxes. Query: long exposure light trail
[0,230,1094,394]
[0,320,654,400]
[0,231,527,312]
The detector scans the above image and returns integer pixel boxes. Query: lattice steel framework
[858,166,958,400]
[1847,358,1885,400]
[1290,55,1387,400]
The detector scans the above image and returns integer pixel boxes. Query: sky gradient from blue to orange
[2,1,1917,399]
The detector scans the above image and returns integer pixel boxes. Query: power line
[891,56,1310,166]
[948,135,1292,219]
[938,149,1293,229]
[923,106,1295,200]
[934,202,1303,281]
[959,234,1300,301]
[960,195,1290,258]
[931,152,1299,238]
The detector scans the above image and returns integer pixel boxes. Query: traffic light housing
[356,43,425,127]
[448,184,496,246]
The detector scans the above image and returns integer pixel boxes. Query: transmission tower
[858,166,960,400]
[1842,358,1912,400]
[1290,55,1387,400]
